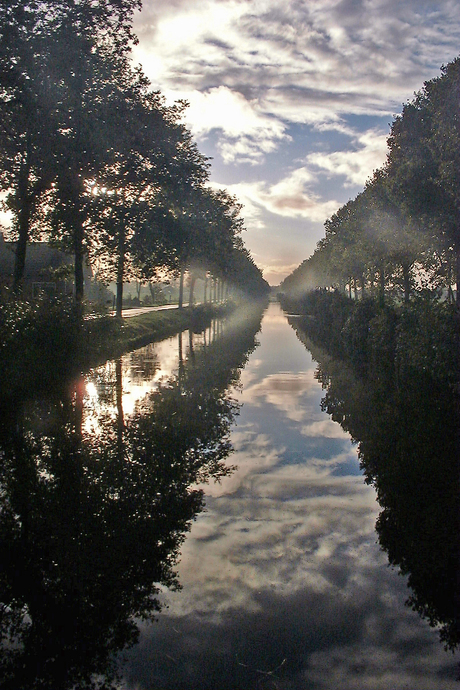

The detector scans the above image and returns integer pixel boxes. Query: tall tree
[386,57,460,306]
[0,1,58,291]
[49,0,141,308]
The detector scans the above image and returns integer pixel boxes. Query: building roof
[0,234,89,282]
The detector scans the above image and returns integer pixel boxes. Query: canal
[0,302,457,688]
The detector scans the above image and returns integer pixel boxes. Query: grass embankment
[279,289,459,385]
[86,303,231,363]
[0,300,234,398]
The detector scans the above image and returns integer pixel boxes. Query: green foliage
[282,54,460,306]
[284,289,458,389]
[280,289,353,356]
[0,0,264,305]
[396,296,459,386]
[341,298,398,379]
[0,294,80,392]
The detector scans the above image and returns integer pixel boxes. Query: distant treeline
[281,56,460,307]
[0,1,269,314]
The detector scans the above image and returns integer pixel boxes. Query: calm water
[121,303,458,689]
[1,302,458,688]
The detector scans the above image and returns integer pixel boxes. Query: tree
[126,107,210,312]
[386,57,460,306]
[0,1,58,291]
[47,0,141,309]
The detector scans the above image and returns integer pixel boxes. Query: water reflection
[121,304,458,690]
[0,306,263,689]
[290,314,460,652]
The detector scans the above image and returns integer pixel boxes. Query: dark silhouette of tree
[0,2,267,310]
[385,64,460,304]
[0,1,58,291]
[282,55,460,306]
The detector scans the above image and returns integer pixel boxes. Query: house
[0,233,91,297]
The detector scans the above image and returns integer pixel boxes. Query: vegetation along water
[1,1,460,688]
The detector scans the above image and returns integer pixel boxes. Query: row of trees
[0,0,268,315]
[281,56,460,306]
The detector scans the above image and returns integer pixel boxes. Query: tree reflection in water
[0,305,263,689]
[290,313,460,653]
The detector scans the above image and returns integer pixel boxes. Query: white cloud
[135,0,460,126]
[301,419,353,439]
[307,128,389,186]
[132,0,460,281]
[169,87,284,140]
[164,86,289,164]
[241,370,319,420]
[222,170,340,222]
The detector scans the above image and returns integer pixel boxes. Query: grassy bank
[280,289,459,386]
[0,299,235,398]
[85,302,233,363]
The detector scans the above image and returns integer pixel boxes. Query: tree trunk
[379,262,385,305]
[116,226,125,318]
[189,274,196,306]
[13,199,32,293]
[74,221,85,310]
[179,266,185,309]
[71,173,85,314]
[204,274,208,303]
[13,157,33,293]
[69,69,86,313]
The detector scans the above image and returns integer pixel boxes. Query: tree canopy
[281,55,460,307]
[0,0,269,308]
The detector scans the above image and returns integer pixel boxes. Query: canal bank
[0,298,246,398]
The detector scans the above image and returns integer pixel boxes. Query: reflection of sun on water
[81,332,203,434]
[85,381,98,400]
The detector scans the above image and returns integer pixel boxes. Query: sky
[131,0,460,285]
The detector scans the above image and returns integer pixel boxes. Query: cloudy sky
[131,0,460,285]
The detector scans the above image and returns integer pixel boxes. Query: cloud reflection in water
[122,304,459,689]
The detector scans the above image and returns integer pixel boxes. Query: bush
[0,295,81,395]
